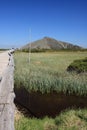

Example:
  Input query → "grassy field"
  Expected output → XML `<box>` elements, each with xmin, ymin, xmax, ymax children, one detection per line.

<box><xmin>14</xmin><ymin>51</ymin><xmax>87</xmax><ymax>96</ymax></box>
<box><xmin>14</xmin><ymin>51</ymin><xmax>87</xmax><ymax>130</ymax></box>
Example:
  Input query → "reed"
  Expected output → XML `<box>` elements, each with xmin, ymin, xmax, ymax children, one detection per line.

<box><xmin>14</xmin><ymin>51</ymin><xmax>87</xmax><ymax>96</ymax></box>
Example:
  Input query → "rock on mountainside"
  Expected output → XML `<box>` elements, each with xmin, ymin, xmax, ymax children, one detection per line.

<box><xmin>21</xmin><ymin>37</ymin><xmax>82</xmax><ymax>50</ymax></box>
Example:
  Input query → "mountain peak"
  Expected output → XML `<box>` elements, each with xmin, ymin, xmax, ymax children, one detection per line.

<box><xmin>21</xmin><ymin>37</ymin><xmax>82</xmax><ymax>50</ymax></box>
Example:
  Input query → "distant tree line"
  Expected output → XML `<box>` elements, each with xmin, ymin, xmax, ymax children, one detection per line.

<box><xmin>16</xmin><ymin>48</ymin><xmax>87</xmax><ymax>53</ymax></box>
<box><xmin>0</xmin><ymin>48</ymin><xmax>9</xmax><ymax>51</ymax></box>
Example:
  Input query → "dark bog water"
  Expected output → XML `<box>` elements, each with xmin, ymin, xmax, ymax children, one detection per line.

<box><xmin>14</xmin><ymin>87</ymin><xmax>87</xmax><ymax>117</ymax></box>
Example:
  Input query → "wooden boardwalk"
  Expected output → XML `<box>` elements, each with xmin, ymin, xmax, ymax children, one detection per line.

<box><xmin>0</xmin><ymin>51</ymin><xmax>9</xmax><ymax>75</ymax></box>
<box><xmin>0</xmin><ymin>51</ymin><xmax>15</xmax><ymax>130</ymax></box>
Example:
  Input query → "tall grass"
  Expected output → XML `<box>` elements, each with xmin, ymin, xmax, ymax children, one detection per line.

<box><xmin>14</xmin><ymin>51</ymin><xmax>87</xmax><ymax>96</ymax></box>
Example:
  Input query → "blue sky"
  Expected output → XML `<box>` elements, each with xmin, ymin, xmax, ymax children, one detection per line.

<box><xmin>0</xmin><ymin>0</ymin><xmax>87</xmax><ymax>48</ymax></box>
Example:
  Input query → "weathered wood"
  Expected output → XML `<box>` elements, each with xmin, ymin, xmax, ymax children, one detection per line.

<box><xmin>0</xmin><ymin>51</ymin><xmax>15</xmax><ymax>130</ymax></box>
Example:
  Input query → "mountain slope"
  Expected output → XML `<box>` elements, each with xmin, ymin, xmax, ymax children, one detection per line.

<box><xmin>21</xmin><ymin>37</ymin><xmax>82</xmax><ymax>50</ymax></box>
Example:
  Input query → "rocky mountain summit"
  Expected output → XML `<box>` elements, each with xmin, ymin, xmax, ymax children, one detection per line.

<box><xmin>22</xmin><ymin>37</ymin><xmax>82</xmax><ymax>50</ymax></box>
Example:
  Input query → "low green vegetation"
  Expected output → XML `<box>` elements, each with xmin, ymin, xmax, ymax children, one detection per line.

<box><xmin>0</xmin><ymin>48</ymin><xmax>9</xmax><ymax>51</ymax></box>
<box><xmin>18</xmin><ymin>48</ymin><xmax>87</xmax><ymax>53</ymax></box>
<box><xmin>67</xmin><ymin>57</ymin><xmax>87</xmax><ymax>73</ymax></box>
<box><xmin>14</xmin><ymin>51</ymin><xmax>87</xmax><ymax>96</ymax></box>
<box><xmin>15</xmin><ymin>108</ymin><xmax>87</xmax><ymax>130</ymax></box>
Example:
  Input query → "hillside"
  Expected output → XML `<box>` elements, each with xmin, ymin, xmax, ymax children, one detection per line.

<box><xmin>21</xmin><ymin>37</ymin><xmax>82</xmax><ymax>51</ymax></box>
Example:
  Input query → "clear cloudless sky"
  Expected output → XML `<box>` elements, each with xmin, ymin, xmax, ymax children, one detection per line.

<box><xmin>0</xmin><ymin>0</ymin><xmax>87</xmax><ymax>48</ymax></box>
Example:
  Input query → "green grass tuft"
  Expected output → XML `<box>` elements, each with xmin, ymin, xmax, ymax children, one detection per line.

<box><xmin>15</xmin><ymin>109</ymin><xmax>87</xmax><ymax>130</ymax></box>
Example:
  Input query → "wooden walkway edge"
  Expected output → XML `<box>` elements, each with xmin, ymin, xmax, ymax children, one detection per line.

<box><xmin>0</xmin><ymin>50</ymin><xmax>15</xmax><ymax>130</ymax></box>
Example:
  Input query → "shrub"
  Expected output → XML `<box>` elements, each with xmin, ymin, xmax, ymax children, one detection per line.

<box><xmin>67</xmin><ymin>57</ymin><xmax>87</xmax><ymax>73</ymax></box>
